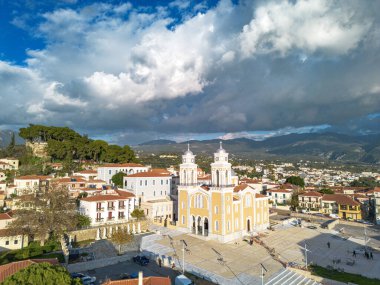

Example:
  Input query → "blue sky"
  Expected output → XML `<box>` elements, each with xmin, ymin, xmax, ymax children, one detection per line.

<box><xmin>0</xmin><ymin>0</ymin><xmax>379</xmax><ymax>145</ymax></box>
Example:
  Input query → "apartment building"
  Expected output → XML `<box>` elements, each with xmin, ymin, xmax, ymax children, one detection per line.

<box><xmin>298</xmin><ymin>191</ymin><xmax>322</xmax><ymax>210</ymax></box>
<box><xmin>97</xmin><ymin>163</ymin><xmax>149</xmax><ymax>184</ymax></box>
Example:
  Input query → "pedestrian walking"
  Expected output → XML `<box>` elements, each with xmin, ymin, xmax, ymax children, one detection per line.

<box><xmin>327</xmin><ymin>242</ymin><xmax>330</xmax><ymax>249</ymax></box>
<box><xmin>370</xmin><ymin>252</ymin><xmax>373</xmax><ymax>260</ymax></box>
<box><xmin>365</xmin><ymin>252</ymin><xmax>369</xmax><ymax>259</ymax></box>
<box><xmin>353</xmin><ymin>250</ymin><xmax>356</xmax><ymax>257</ymax></box>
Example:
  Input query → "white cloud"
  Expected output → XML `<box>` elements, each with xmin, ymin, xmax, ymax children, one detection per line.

<box><xmin>240</xmin><ymin>0</ymin><xmax>372</xmax><ymax>57</ymax></box>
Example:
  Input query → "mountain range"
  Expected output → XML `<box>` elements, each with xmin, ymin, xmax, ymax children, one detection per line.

<box><xmin>135</xmin><ymin>133</ymin><xmax>380</xmax><ymax>164</ymax></box>
<box><xmin>0</xmin><ymin>130</ymin><xmax>24</xmax><ymax>148</ymax></box>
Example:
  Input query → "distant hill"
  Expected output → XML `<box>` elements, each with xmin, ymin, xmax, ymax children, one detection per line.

<box><xmin>135</xmin><ymin>133</ymin><xmax>380</xmax><ymax>164</ymax></box>
<box><xmin>139</xmin><ymin>139</ymin><xmax>177</xmax><ymax>146</ymax></box>
<box><xmin>0</xmin><ymin>130</ymin><xmax>24</xmax><ymax>148</ymax></box>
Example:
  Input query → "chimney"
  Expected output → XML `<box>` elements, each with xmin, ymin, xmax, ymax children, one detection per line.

<box><xmin>138</xmin><ymin>271</ymin><xmax>143</xmax><ymax>285</ymax></box>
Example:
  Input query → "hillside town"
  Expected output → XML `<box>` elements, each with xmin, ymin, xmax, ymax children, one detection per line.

<box><xmin>0</xmin><ymin>132</ymin><xmax>380</xmax><ymax>284</ymax></box>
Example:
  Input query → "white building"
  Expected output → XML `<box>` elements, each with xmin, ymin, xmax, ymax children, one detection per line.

<box><xmin>13</xmin><ymin>175</ymin><xmax>51</xmax><ymax>195</ymax></box>
<box><xmin>0</xmin><ymin>172</ymin><xmax>5</xmax><ymax>181</ymax></box>
<box><xmin>266</xmin><ymin>188</ymin><xmax>292</xmax><ymax>205</ymax></box>
<box><xmin>79</xmin><ymin>189</ymin><xmax>136</xmax><ymax>226</ymax></box>
<box><xmin>0</xmin><ymin>158</ymin><xmax>19</xmax><ymax>170</ymax></box>
<box><xmin>97</xmin><ymin>163</ymin><xmax>149</xmax><ymax>184</ymax></box>
<box><xmin>73</xmin><ymin>170</ymin><xmax>98</xmax><ymax>181</ymax></box>
<box><xmin>123</xmin><ymin>171</ymin><xmax>172</xmax><ymax>204</ymax></box>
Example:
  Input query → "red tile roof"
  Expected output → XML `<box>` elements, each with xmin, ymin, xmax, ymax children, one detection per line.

<box><xmin>233</xmin><ymin>184</ymin><xmax>251</xmax><ymax>192</ymax></box>
<box><xmin>102</xmin><ymin>276</ymin><xmax>171</xmax><ymax>285</ymax></box>
<box><xmin>321</xmin><ymin>194</ymin><xmax>360</xmax><ymax>206</ymax></box>
<box><xmin>299</xmin><ymin>191</ymin><xmax>322</xmax><ymax>197</ymax></box>
<box><xmin>81</xmin><ymin>191</ymin><xmax>134</xmax><ymax>202</ymax></box>
<box><xmin>267</xmin><ymin>188</ymin><xmax>292</xmax><ymax>193</ymax></box>
<box><xmin>0</xmin><ymin>259</ymin><xmax>59</xmax><ymax>283</ymax></box>
<box><xmin>15</xmin><ymin>175</ymin><xmax>51</xmax><ymax>180</ymax></box>
<box><xmin>127</xmin><ymin>172</ymin><xmax>171</xmax><ymax>178</ymax></box>
<box><xmin>0</xmin><ymin>211</ymin><xmax>13</xmax><ymax>220</ymax></box>
<box><xmin>255</xmin><ymin>193</ymin><xmax>267</xmax><ymax>198</ymax></box>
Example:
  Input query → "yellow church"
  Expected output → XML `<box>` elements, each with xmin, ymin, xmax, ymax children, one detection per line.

<box><xmin>178</xmin><ymin>143</ymin><xmax>270</xmax><ymax>243</ymax></box>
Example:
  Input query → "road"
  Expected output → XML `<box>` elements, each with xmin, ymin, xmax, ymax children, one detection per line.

<box><xmin>85</xmin><ymin>259</ymin><xmax>180</xmax><ymax>285</ymax></box>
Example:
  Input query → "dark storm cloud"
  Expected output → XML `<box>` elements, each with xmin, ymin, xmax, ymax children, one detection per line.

<box><xmin>0</xmin><ymin>0</ymin><xmax>379</xmax><ymax>143</ymax></box>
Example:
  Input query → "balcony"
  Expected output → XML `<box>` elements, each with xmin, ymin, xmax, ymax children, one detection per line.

<box><xmin>179</xmin><ymin>183</ymin><xmax>199</xmax><ymax>187</ymax></box>
<box><xmin>96</xmin><ymin>207</ymin><xmax>105</xmax><ymax>212</ymax></box>
<box><xmin>118</xmin><ymin>216</ymin><xmax>126</xmax><ymax>220</ymax></box>
<box><xmin>119</xmin><ymin>205</ymin><xmax>126</xmax><ymax>210</ymax></box>
<box><xmin>107</xmin><ymin>206</ymin><xmax>115</xmax><ymax>210</ymax></box>
<box><xmin>107</xmin><ymin>217</ymin><xmax>115</xmax><ymax>221</ymax></box>
<box><xmin>95</xmin><ymin>218</ymin><xmax>104</xmax><ymax>222</ymax></box>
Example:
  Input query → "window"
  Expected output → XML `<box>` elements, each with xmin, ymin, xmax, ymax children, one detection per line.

<box><xmin>5</xmin><ymin>241</ymin><xmax>9</xmax><ymax>245</ymax></box>
<box><xmin>161</xmin><ymin>180</ymin><xmax>163</xmax><ymax>185</ymax></box>
<box><xmin>145</xmin><ymin>180</ymin><xmax>147</xmax><ymax>186</ymax></box>
<box><xmin>125</xmin><ymin>181</ymin><xmax>127</xmax><ymax>187</ymax></box>
<box><xmin>109</xmin><ymin>170</ymin><xmax>111</xmax><ymax>175</ymax></box>
<box><xmin>14</xmin><ymin>240</ymin><xmax>18</xmax><ymax>244</ymax></box>
<box><xmin>142</xmin><ymin>192</ymin><xmax>144</xmax><ymax>196</ymax></box>
<box><xmin>153</xmin><ymin>180</ymin><xmax>155</xmax><ymax>185</ymax></box>
<box><xmin>215</xmin><ymin>220</ymin><xmax>219</xmax><ymax>231</ymax></box>
<box><xmin>245</xmin><ymin>195</ymin><xmax>251</xmax><ymax>207</ymax></box>
<box><xmin>154</xmin><ymin>191</ymin><xmax>156</xmax><ymax>196</ymax></box>
<box><xmin>182</xmin><ymin>215</ymin><xmax>185</xmax><ymax>224</ymax></box>
<box><xmin>214</xmin><ymin>206</ymin><xmax>219</xmax><ymax>214</ymax></box>
<box><xmin>283</xmin><ymin>194</ymin><xmax>285</xmax><ymax>198</ymax></box>
<box><xmin>140</xmin><ymin>180</ymin><xmax>142</xmax><ymax>186</ymax></box>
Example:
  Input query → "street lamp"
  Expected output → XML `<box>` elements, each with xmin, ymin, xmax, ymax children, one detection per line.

<box><xmin>260</xmin><ymin>263</ymin><xmax>267</xmax><ymax>285</ymax></box>
<box><xmin>180</xmin><ymin>239</ymin><xmax>188</xmax><ymax>275</ymax></box>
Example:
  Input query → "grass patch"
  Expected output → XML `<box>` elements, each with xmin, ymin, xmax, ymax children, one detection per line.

<box><xmin>0</xmin><ymin>240</ymin><xmax>62</xmax><ymax>265</ymax></box>
<box><xmin>310</xmin><ymin>264</ymin><xmax>380</xmax><ymax>285</ymax></box>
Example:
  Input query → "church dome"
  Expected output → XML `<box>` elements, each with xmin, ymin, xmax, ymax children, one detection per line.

<box><xmin>184</xmin><ymin>143</ymin><xmax>193</xmax><ymax>156</ymax></box>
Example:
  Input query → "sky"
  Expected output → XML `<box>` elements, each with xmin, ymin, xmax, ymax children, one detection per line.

<box><xmin>0</xmin><ymin>0</ymin><xmax>379</xmax><ymax>145</ymax></box>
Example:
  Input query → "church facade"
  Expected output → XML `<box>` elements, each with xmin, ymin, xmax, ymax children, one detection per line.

<box><xmin>177</xmin><ymin>143</ymin><xmax>270</xmax><ymax>243</ymax></box>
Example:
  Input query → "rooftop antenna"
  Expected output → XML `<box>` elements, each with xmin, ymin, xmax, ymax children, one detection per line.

<box><xmin>187</xmin><ymin>143</ymin><xmax>190</xmax><ymax>152</ymax></box>
<box><xmin>220</xmin><ymin>141</ymin><xmax>223</xmax><ymax>149</ymax></box>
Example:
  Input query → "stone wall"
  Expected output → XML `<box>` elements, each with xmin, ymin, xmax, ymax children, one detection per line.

<box><xmin>25</xmin><ymin>141</ymin><xmax>48</xmax><ymax>158</ymax></box>
<box><xmin>69</xmin><ymin>220</ymin><xmax>150</xmax><ymax>243</ymax></box>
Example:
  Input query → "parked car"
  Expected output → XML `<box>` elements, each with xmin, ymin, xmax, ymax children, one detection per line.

<box><xmin>307</xmin><ymin>225</ymin><xmax>317</xmax><ymax>230</ymax></box>
<box><xmin>329</xmin><ymin>214</ymin><xmax>339</xmax><ymax>219</ymax></box>
<box><xmin>70</xmin><ymin>273</ymin><xmax>96</xmax><ymax>285</ymax></box>
<box><xmin>132</xmin><ymin>255</ymin><xmax>150</xmax><ymax>266</ymax></box>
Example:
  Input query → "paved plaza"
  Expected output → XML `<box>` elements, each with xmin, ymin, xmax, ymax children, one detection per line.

<box><xmin>140</xmin><ymin>224</ymin><xmax>380</xmax><ymax>284</ymax></box>
<box><xmin>261</xmin><ymin>225</ymin><xmax>380</xmax><ymax>279</ymax></box>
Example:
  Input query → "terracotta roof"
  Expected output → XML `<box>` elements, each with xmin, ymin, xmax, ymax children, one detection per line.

<box><xmin>100</xmin><ymin>163</ymin><xmax>145</xmax><ymax>168</ymax></box>
<box><xmin>150</xmin><ymin>169</ymin><xmax>171</xmax><ymax>175</ymax></box>
<box><xmin>127</xmin><ymin>172</ymin><xmax>171</xmax><ymax>178</ymax></box>
<box><xmin>81</xmin><ymin>192</ymin><xmax>134</xmax><ymax>202</ymax></box>
<box><xmin>55</xmin><ymin>177</ymin><xmax>87</xmax><ymax>183</ymax></box>
<box><xmin>15</xmin><ymin>175</ymin><xmax>51</xmax><ymax>180</ymax></box>
<box><xmin>200</xmin><ymin>185</ymin><xmax>210</xmax><ymax>191</ymax></box>
<box><xmin>299</xmin><ymin>191</ymin><xmax>322</xmax><ymax>197</ymax></box>
<box><xmin>255</xmin><ymin>193</ymin><xmax>267</xmax><ymax>198</ymax></box>
<box><xmin>0</xmin><ymin>259</ymin><xmax>59</xmax><ymax>283</ymax></box>
<box><xmin>102</xmin><ymin>276</ymin><xmax>171</xmax><ymax>285</ymax></box>
<box><xmin>198</xmin><ymin>174</ymin><xmax>211</xmax><ymax>180</ymax></box>
<box><xmin>233</xmin><ymin>184</ymin><xmax>251</xmax><ymax>192</ymax></box>
<box><xmin>0</xmin><ymin>211</ymin><xmax>13</xmax><ymax>220</ymax></box>
<box><xmin>267</xmin><ymin>188</ymin><xmax>292</xmax><ymax>193</ymax></box>
<box><xmin>240</xmin><ymin>178</ymin><xmax>261</xmax><ymax>184</ymax></box>
<box><xmin>321</xmin><ymin>194</ymin><xmax>360</xmax><ymax>206</ymax></box>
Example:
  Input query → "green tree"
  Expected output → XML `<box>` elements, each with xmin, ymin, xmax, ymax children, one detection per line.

<box><xmin>319</xmin><ymin>188</ymin><xmax>334</xmax><ymax>194</ymax></box>
<box><xmin>2</xmin><ymin>262</ymin><xmax>81</xmax><ymax>285</ymax></box>
<box><xmin>289</xmin><ymin>193</ymin><xmax>300</xmax><ymax>211</ymax></box>
<box><xmin>110</xmin><ymin>228</ymin><xmax>134</xmax><ymax>254</ymax></box>
<box><xmin>111</xmin><ymin>172</ymin><xmax>126</xmax><ymax>187</ymax></box>
<box><xmin>130</xmin><ymin>208</ymin><xmax>146</xmax><ymax>221</ymax></box>
<box><xmin>76</xmin><ymin>214</ymin><xmax>91</xmax><ymax>229</ymax></box>
<box><xmin>285</xmin><ymin>176</ymin><xmax>305</xmax><ymax>188</ymax></box>
<box><xmin>6</xmin><ymin>132</ymin><xmax>16</xmax><ymax>156</ymax></box>
<box><xmin>7</xmin><ymin>183</ymin><xmax>78</xmax><ymax>245</ymax></box>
